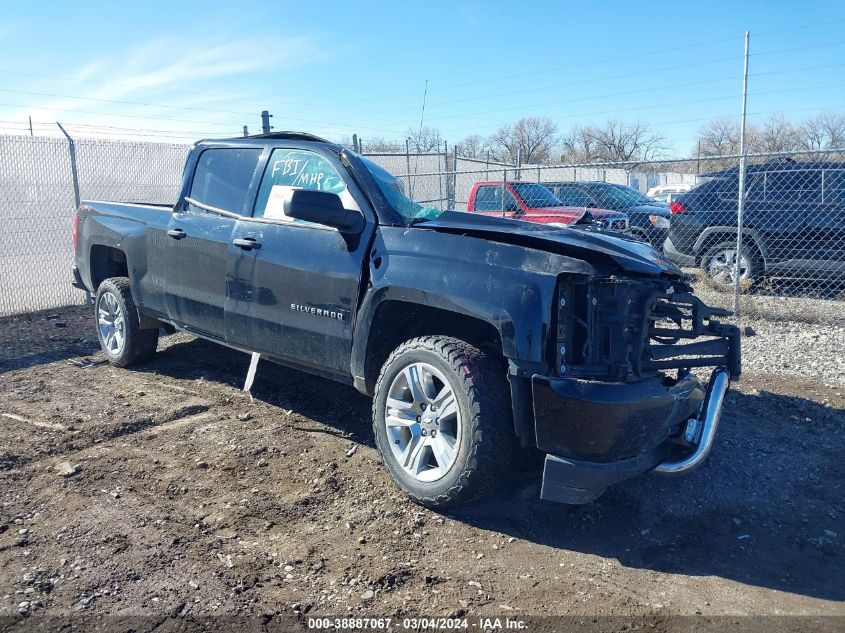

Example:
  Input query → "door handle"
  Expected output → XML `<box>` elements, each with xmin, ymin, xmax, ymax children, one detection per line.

<box><xmin>167</xmin><ymin>228</ymin><xmax>186</xmax><ymax>240</ymax></box>
<box><xmin>233</xmin><ymin>237</ymin><xmax>262</xmax><ymax>251</ymax></box>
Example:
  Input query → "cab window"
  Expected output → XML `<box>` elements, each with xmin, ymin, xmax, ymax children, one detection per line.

<box><xmin>474</xmin><ymin>185</ymin><xmax>517</xmax><ymax>212</ymax></box>
<box><xmin>189</xmin><ymin>148</ymin><xmax>262</xmax><ymax>214</ymax></box>
<box><xmin>254</xmin><ymin>149</ymin><xmax>348</xmax><ymax>221</ymax></box>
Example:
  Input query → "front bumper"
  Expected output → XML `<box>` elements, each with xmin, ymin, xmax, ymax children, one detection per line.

<box><xmin>533</xmin><ymin>367</ymin><xmax>729</xmax><ymax>504</ymax></box>
<box><xmin>663</xmin><ymin>236</ymin><xmax>696</xmax><ymax>267</ymax></box>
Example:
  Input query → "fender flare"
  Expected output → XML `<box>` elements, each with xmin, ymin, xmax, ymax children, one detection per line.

<box><xmin>693</xmin><ymin>226</ymin><xmax>768</xmax><ymax>265</ymax></box>
<box><xmin>350</xmin><ymin>283</ymin><xmax>544</xmax><ymax>392</ymax></box>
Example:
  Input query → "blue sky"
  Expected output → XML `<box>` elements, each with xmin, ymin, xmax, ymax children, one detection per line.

<box><xmin>0</xmin><ymin>0</ymin><xmax>843</xmax><ymax>155</ymax></box>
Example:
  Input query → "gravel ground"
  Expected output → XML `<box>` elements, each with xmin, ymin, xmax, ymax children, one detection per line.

<box><xmin>735</xmin><ymin>320</ymin><xmax>845</xmax><ymax>386</ymax></box>
<box><xmin>0</xmin><ymin>305</ymin><xmax>843</xmax><ymax>631</ymax></box>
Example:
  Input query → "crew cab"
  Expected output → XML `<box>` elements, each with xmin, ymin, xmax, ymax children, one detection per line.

<box><xmin>466</xmin><ymin>181</ymin><xmax>629</xmax><ymax>232</ymax></box>
<box><xmin>72</xmin><ymin>133</ymin><xmax>741</xmax><ymax>507</ymax></box>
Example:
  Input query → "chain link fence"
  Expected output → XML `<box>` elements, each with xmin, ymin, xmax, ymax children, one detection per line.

<box><xmin>401</xmin><ymin>148</ymin><xmax>845</xmax><ymax>323</ymax></box>
<box><xmin>0</xmin><ymin>134</ymin><xmax>190</xmax><ymax>316</ymax></box>
<box><xmin>1</xmin><ymin>133</ymin><xmax>843</xmax><ymax>324</ymax></box>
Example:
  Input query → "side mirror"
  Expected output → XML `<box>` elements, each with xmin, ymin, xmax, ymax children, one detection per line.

<box><xmin>286</xmin><ymin>189</ymin><xmax>364</xmax><ymax>233</ymax></box>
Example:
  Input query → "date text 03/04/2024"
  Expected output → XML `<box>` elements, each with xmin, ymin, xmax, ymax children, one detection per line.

<box><xmin>306</xmin><ymin>616</ymin><xmax>529</xmax><ymax>630</ymax></box>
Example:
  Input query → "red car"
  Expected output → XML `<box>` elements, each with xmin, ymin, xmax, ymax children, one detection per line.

<box><xmin>467</xmin><ymin>181</ymin><xmax>629</xmax><ymax>231</ymax></box>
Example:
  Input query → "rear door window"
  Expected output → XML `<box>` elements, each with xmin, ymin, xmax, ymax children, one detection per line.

<box><xmin>744</xmin><ymin>173</ymin><xmax>765</xmax><ymax>202</ymax></box>
<box><xmin>764</xmin><ymin>169</ymin><xmax>820</xmax><ymax>204</ymax></box>
<box><xmin>823</xmin><ymin>170</ymin><xmax>845</xmax><ymax>205</ymax></box>
<box><xmin>189</xmin><ymin>148</ymin><xmax>262</xmax><ymax>214</ymax></box>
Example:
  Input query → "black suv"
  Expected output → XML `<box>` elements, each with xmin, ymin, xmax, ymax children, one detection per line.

<box><xmin>664</xmin><ymin>161</ymin><xmax>845</xmax><ymax>287</ymax></box>
<box><xmin>544</xmin><ymin>181</ymin><xmax>671</xmax><ymax>247</ymax></box>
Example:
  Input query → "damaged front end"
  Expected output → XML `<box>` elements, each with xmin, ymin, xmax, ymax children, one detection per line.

<box><xmin>532</xmin><ymin>274</ymin><xmax>741</xmax><ymax>504</ymax></box>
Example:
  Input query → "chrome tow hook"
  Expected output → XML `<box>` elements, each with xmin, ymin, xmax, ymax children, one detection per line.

<box><xmin>654</xmin><ymin>367</ymin><xmax>731</xmax><ymax>475</ymax></box>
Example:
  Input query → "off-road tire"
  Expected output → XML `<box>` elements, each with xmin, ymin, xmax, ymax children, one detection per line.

<box><xmin>95</xmin><ymin>277</ymin><xmax>159</xmax><ymax>367</ymax></box>
<box><xmin>372</xmin><ymin>336</ymin><xmax>515</xmax><ymax>507</ymax></box>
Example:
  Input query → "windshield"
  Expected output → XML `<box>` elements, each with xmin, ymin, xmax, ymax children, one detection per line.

<box><xmin>511</xmin><ymin>182</ymin><xmax>562</xmax><ymax>208</ymax></box>
<box><xmin>360</xmin><ymin>156</ymin><xmax>443</xmax><ymax>222</ymax></box>
<box><xmin>615</xmin><ymin>185</ymin><xmax>655</xmax><ymax>204</ymax></box>
<box><xmin>584</xmin><ymin>185</ymin><xmax>642</xmax><ymax>209</ymax></box>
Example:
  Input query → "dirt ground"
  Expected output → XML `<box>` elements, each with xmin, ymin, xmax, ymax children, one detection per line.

<box><xmin>0</xmin><ymin>306</ymin><xmax>843</xmax><ymax>631</ymax></box>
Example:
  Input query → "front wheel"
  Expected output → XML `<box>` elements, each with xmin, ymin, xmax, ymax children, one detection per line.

<box><xmin>95</xmin><ymin>277</ymin><xmax>159</xmax><ymax>367</ymax></box>
<box><xmin>372</xmin><ymin>336</ymin><xmax>515</xmax><ymax>507</ymax></box>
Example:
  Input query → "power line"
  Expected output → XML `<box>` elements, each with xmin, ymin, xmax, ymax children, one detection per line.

<box><xmin>751</xmin><ymin>39</ymin><xmax>845</xmax><ymax>57</ymax></box>
<box><xmin>755</xmin><ymin>17</ymin><xmax>845</xmax><ymax>37</ymax></box>
<box><xmin>356</xmin><ymin>35</ymin><xmax>745</xmax><ymax>105</ymax></box>
<box><xmin>417</xmin><ymin>56</ymin><xmax>739</xmax><ymax>111</ymax></box>
<box><xmin>0</xmin><ymin>88</ymin><xmax>257</xmax><ymax>117</ymax></box>
<box><xmin>435</xmin><ymin>81</ymin><xmax>845</xmax><ymax>137</ymax></box>
<box><xmin>0</xmin><ymin>101</ymin><xmax>408</xmax><ymax>136</ymax></box>
<box><xmin>428</xmin><ymin>65</ymin><xmax>845</xmax><ymax>131</ymax></box>
<box><xmin>404</xmin><ymin>74</ymin><xmax>740</xmax><ymax>128</ymax></box>
<box><xmin>369</xmin><ymin>37</ymin><xmax>845</xmax><ymax>130</ymax></box>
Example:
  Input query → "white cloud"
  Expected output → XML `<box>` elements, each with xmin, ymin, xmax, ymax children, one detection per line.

<box><xmin>0</xmin><ymin>34</ymin><xmax>326</xmax><ymax>140</ymax></box>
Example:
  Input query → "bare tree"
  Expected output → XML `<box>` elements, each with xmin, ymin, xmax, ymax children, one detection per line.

<box><xmin>456</xmin><ymin>134</ymin><xmax>490</xmax><ymax>159</ymax></box>
<box><xmin>488</xmin><ymin>116</ymin><xmax>558</xmax><ymax>164</ymax></box>
<box><xmin>695</xmin><ymin>116</ymin><xmax>764</xmax><ymax>159</ymax></box>
<box><xmin>758</xmin><ymin>113</ymin><xmax>799</xmax><ymax>153</ymax></box>
<box><xmin>406</xmin><ymin>126</ymin><xmax>442</xmax><ymax>153</ymax></box>
<box><xmin>589</xmin><ymin>120</ymin><xmax>666</xmax><ymax>163</ymax></box>
<box><xmin>696</xmin><ymin>117</ymin><xmax>743</xmax><ymax>157</ymax></box>
<box><xmin>362</xmin><ymin>138</ymin><xmax>403</xmax><ymax>153</ymax></box>
<box><xmin>561</xmin><ymin>120</ymin><xmax>665</xmax><ymax>164</ymax></box>
<box><xmin>798</xmin><ymin>112</ymin><xmax>845</xmax><ymax>151</ymax></box>
<box><xmin>560</xmin><ymin>124</ymin><xmax>600</xmax><ymax>163</ymax></box>
<box><xmin>695</xmin><ymin>112</ymin><xmax>845</xmax><ymax>163</ymax></box>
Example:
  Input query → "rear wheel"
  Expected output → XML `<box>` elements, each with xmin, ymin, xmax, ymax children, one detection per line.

<box><xmin>701</xmin><ymin>241</ymin><xmax>762</xmax><ymax>291</ymax></box>
<box><xmin>372</xmin><ymin>336</ymin><xmax>515</xmax><ymax>507</ymax></box>
<box><xmin>95</xmin><ymin>277</ymin><xmax>158</xmax><ymax>367</ymax></box>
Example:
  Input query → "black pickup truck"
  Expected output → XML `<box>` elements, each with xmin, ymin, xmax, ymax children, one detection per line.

<box><xmin>72</xmin><ymin>132</ymin><xmax>741</xmax><ymax>507</ymax></box>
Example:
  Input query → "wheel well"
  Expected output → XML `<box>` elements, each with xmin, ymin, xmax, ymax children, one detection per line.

<box><xmin>90</xmin><ymin>245</ymin><xmax>128</xmax><ymax>290</ymax></box>
<box><xmin>696</xmin><ymin>232</ymin><xmax>763</xmax><ymax>267</ymax></box>
<box><xmin>363</xmin><ymin>301</ymin><xmax>503</xmax><ymax>395</ymax></box>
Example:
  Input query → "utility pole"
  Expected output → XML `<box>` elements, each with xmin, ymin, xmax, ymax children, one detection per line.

<box><xmin>352</xmin><ymin>133</ymin><xmax>359</xmax><ymax>153</ymax></box>
<box><xmin>733</xmin><ymin>30</ymin><xmax>750</xmax><ymax>315</ymax></box>
<box><xmin>261</xmin><ymin>110</ymin><xmax>273</xmax><ymax>135</ymax></box>
<box><xmin>28</xmin><ymin>116</ymin><xmax>33</xmax><ymax>137</ymax></box>
<box><xmin>243</xmin><ymin>125</ymin><xmax>249</xmax><ymax>137</ymax></box>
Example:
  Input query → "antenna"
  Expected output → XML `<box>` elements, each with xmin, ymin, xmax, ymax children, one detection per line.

<box><xmin>418</xmin><ymin>79</ymin><xmax>428</xmax><ymax>142</ymax></box>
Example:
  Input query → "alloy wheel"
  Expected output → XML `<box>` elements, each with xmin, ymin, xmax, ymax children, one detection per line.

<box><xmin>97</xmin><ymin>291</ymin><xmax>126</xmax><ymax>355</ymax></box>
<box><xmin>707</xmin><ymin>249</ymin><xmax>750</xmax><ymax>286</ymax></box>
<box><xmin>384</xmin><ymin>362</ymin><xmax>461</xmax><ymax>483</ymax></box>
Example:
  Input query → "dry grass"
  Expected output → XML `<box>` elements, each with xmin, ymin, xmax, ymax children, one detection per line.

<box><xmin>685</xmin><ymin>268</ymin><xmax>845</xmax><ymax>326</ymax></box>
